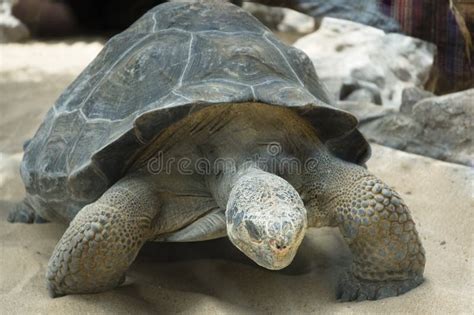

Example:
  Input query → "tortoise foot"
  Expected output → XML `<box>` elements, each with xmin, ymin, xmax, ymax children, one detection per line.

<box><xmin>336</xmin><ymin>272</ymin><xmax>424</xmax><ymax>301</ymax></box>
<box><xmin>8</xmin><ymin>201</ymin><xmax>47</xmax><ymax>223</ymax></box>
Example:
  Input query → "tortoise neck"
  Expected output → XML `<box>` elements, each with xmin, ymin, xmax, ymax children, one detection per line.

<box><xmin>206</xmin><ymin>160</ymin><xmax>262</xmax><ymax>210</ymax></box>
<box><xmin>296</xmin><ymin>152</ymin><xmax>370</xmax><ymax>227</ymax></box>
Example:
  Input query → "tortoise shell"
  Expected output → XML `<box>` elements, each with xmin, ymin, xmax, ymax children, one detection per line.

<box><xmin>21</xmin><ymin>2</ymin><xmax>369</xmax><ymax>222</ymax></box>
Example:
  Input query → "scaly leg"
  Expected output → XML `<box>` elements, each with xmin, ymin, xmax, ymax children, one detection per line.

<box><xmin>335</xmin><ymin>175</ymin><xmax>425</xmax><ymax>300</ymax></box>
<box><xmin>303</xmin><ymin>157</ymin><xmax>425</xmax><ymax>301</ymax></box>
<box><xmin>46</xmin><ymin>175</ymin><xmax>160</xmax><ymax>297</ymax></box>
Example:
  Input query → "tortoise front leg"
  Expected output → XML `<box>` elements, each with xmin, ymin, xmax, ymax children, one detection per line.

<box><xmin>46</xmin><ymin>175</ymin><xmax>160</xmax><ymax>297</ymax></box>
<box><xmin>331</xmin><ymin>163</ymin><xmax>425</xmax><ymax>300</ymax></box>
<box><xmin>302</xmin><ymin>157</ymin><xmax>425</xmax><ymax>301</ymax></box>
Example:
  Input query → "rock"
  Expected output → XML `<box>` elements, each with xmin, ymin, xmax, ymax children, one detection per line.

<box><xmin>400</xmin><ymin>86</ymin><xmax>435</xmax><ymax>115</ymax></box>
<box><xmin>269</xmin><ymin>0</ymin><xmax>400</xmax><ymax>33</ymax></box>
<box><xmin>0</xmin><ymin>0</ymin><xmax>29</xmax><ymax>43</ymax></box>
<box><xmin>359</xmin><ymin>89</ymin><xmax>474</xmax><ymax>166</ymax></box>
<box><xmin>344</xmin><ymin>89</ymin><xmax>376</xmax><ymax>103</ymax></box>
<box><xmin>340</xmin><ymin>79</ymin><xmax>382</xmax><ymax>105</ymax></box>
<box><xmin>336</xmin><ymin>101</ymin><xmax>394</xmax><ymax>124</ymax></box>
<box><xmin>243</xmin><ymin>4</ymin><xmax>315</xmax><ymax>34</ymax></box>
<box><xmin>293</xmin><ymin>18</ymin><xmax>435</xmax><ymax>108</ymax></box>
<box><xmin>350</xmin><ymin>66</ymin><xmax>386</xmax><ymax>89</ymax></box>
<box><xmin>278</xmin><ymin>8</ymin><xmax>315</xmax><ymax>33</ymax></box>
<box><xmin>242</xmin><ymin>2</ymin><xmax>285</xmax><ymax>30</ymax></box>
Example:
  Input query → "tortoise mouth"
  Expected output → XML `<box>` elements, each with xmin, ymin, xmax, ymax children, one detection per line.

<box><xmin>238</xmin><ymin>239</ymin><xmax>300</xmax><ymax>270</ymax></box>
<box><xmin>228</xmin><ymin>220</ymin><xmax>306</xmax><ymax>270</ymax></box>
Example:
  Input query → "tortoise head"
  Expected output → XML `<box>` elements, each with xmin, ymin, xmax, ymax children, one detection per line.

<box><xmin>226</xmin><ymin>167</ymin><xmax>307</xmax><ymax>270</ymax></box>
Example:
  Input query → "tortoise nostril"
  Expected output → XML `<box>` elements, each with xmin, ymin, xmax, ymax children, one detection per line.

<box><xmin>276</xmin><ymin>244</ymin><xmax>286</xmax><ymax>250</ymax></box>
<box><xmin>270</xmin><ymin>239</ymin><xmax>288</xmax><ymax>251</ymax></box>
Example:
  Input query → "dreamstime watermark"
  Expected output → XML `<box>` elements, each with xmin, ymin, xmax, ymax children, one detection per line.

<box><xmin>147</xmin><ymin>142</ymin><xmax>319</xmax><ymax>175</ymax></box>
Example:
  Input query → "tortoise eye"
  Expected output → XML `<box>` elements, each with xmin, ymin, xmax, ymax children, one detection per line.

<box><xmin>245</xmin><ymin>220</ymin><xmax>261</xmax><ymax>241</ymax></box>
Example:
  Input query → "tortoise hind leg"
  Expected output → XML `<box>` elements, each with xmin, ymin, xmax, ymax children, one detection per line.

<box><xmin>8</xmin><ymin>199</ymin><xmax>48</xmax><ymax>223</ymax></box>
<box><xmin>46</xmin><ymin>175</ymin><xmax>160</xmax><ymax>297</ymax></box>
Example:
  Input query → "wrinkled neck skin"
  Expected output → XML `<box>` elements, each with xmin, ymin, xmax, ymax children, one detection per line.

<box><xmin>292</xmin><ymin>148</ymin><xmax>371</xmax><ymax>228</ymax></box>
<box><xmin>207</xmin><ymin>160</ymin><xmax>266</xmax><ymax>209</ymax></box>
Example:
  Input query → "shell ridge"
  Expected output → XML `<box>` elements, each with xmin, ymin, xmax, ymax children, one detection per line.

<box><xmin>200</xmin><ymin>78</ymin><xmax>250</xmax><ymax>88</ymax></box>
<box><xmin>64</xmin><ymin>113</ymin><xmax>88</xmax><ymax>174</ymax></box>
<box><xmin>177</xmin><ymin>33</ymin><xmax>195</xmax><ymax>87</ymax></box>
<box><xmin>197</xmin><ymin>30</ymin><xmax>261</xmax><ymax>36</ymax></box>
<box><xmin>171</xmin><ymin>90</ymin><xmax>192</xmax><ymax>102</ymax></box>
<box><xmin>32</xmin><ymin>109</ymin><xmax>60</xmax><ymax>175</ymax></box>
<box><xmin>152</xmin><ymin>11</ymin><xmax>158</xmax><ymax>32</ymax></box>
<box><xmin>263</xmin><ymin>32</ymin><xmax>305</xmax><ymax>87</ymax></box>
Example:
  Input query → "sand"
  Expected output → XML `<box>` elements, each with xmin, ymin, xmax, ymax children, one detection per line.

<box><xmin>1</xmin><ymin>40</ymin><xmax>473</xmax><ymax>314</ymax></box>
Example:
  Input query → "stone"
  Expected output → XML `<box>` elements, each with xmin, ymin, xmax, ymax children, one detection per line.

<box><xmin>335</xmin><ymin>101</ymin><xmax>394</xmax><ymax>124</ymax></box>
<box><xmin>344</xmin><ymin>89</ymin><xmax>376</xmax><ymax>103</ymax></box>
<box><xmin>242</xmin><ymin>2</ymin><xmax>284</xmax><ymax>30</ymax></box>
<box><xmin>293</xmin><ymin>18</ymin><xmax>435</xmax><ymax>108</ymax></box>
<box><xmin>359</xmin><ymin>89</ymin><xmax>474</xmax><ymax>166</ymax></box>
<box><xmin>275</xmin><ymin>0</ymin><xmax>400</xmax><ymax>33</ymax></box>
<box><xmin>340</xmin><ymin>78</ymin><xmax>382</xmax><ymax>105</ymax></box>
<box><xmin>400</xmin><ymin>86</ymin><xmax>435</xmax><ymax>115</ymax></box>
<box><xmin>278</xmin><ymin>8</ymin><xmax>315</xmax><ymax>33</ymax></box>
<box><xmin>351</xmin><ymin>66</ymin><xmax>386</xmax><ymax>89</ymax></box>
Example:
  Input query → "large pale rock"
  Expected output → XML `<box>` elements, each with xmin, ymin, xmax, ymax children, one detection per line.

<box><xmin>249</xmin><ymin>0</ymin><xmax>400</xmax><ymax>32</ymax></box>
<box><xmin>0</xmin><ymin>0</ymin><xmax>29</xmax><ymax>42</ymax></box>
<box><xmin>242</xmin><ymin>2</ymin><xmax>285</xmax><ymax>30</ymax></box>
<box><xmin>278</xmin><ymin>8</ymin><xmax>315</xmax><ymax>33</ymax></box>
<box><xmin>336</xmin><ymin>100</ymin><xmax>394</xmax><ymax>123</ymax></box>
<box><xmin>339</xmin><ymin>78</ymin><xmax>382</xmax><ymax>105</ymax></box>
<box><xmin>293</xmin><ymin>17</ymin><xmax>435</xmax><ymax>108</ymax></box>
<box><xmin>400</xmin><ymin>86</ymin><xmax>435</xmax><ymax>115</ymax></box>
<box><xmin>359</xmin><ymin>89</ymin><xmax>474</xmax><ymax>166</ymax></box>
<box><xmin>243</xmin><ymin>4</ymin><xmax>315</xmax><ymax>34</ymax></box>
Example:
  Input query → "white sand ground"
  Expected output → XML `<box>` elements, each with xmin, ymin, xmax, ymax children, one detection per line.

<box><xmin>0</xmin><ymin>41</ymin><xmax>473</xmax><ymax>314</ymax></box>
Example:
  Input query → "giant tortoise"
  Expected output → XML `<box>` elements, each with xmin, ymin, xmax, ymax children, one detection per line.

<box><xmin>9</xmin><ymin>1</ymin><xmax>425</xmax><ymax>301</ymax></box>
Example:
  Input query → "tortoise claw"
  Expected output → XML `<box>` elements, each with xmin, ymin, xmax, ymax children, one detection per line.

<box><xmin>337</xmin><ymin>272</ymin><xmax>424</xmax><ymax>302</ymax></box>
<box><xmin>8</xmin><ymin>201</ymin><xmax>47</xmax><ymax>223</ymax></box>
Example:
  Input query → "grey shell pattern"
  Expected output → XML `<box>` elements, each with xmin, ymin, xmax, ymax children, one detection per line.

<box><xmin>21</xmin><ymin>2</ymin><xmax>370</xmax><ymax>222</ymax></box>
